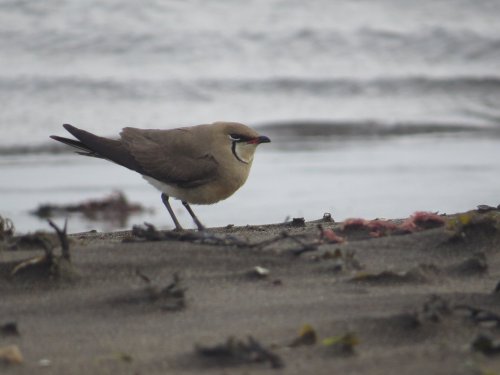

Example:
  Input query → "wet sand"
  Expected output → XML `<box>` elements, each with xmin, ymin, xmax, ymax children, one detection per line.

<box><xmin>1</xmin><ymin>207</ymin><xmax>500</xmax><ymax>374</ymax></box>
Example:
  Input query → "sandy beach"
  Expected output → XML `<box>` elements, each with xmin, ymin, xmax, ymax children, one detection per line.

<box><xmin>1</xmin><ymin>207</ymin><xmax>500</xmax><ymax>374</ymax></box>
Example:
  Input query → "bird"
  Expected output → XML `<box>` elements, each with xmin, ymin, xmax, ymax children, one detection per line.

<box><xmin>50</xmin><ymin>122</ymin><xmax>271</xmax><ymax>231</ymax></box>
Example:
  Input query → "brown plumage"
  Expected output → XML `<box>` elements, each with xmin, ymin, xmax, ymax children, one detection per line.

<box><xmin>50</xmin><ymin>121</ymin><xmax>271</xmax><ymax>230</ymax></box>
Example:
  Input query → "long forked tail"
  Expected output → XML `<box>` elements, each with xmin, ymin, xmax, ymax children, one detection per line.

<box><xmin>50</xmin><ymin>133</ymin><xmax>101</xmax><ymax>158</ymax></box>
<box><xmin>50</xmin><ymin>124</ymin><xmax>143</xmax><ymax>173</ymax></box>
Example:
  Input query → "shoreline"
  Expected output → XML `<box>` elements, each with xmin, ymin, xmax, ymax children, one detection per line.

<box><xmin>3</xmin><ymin>131</ymin><xmax>500</xmax><ymax>235</ymax></box>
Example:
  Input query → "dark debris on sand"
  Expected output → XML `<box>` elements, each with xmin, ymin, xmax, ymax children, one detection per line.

<box><xmin>195</xmin><ymin>336</ymin><xmax>283</xmax><ymax>369</ymax></box>
<box><xmin>0</xmin><ymin>322</ymin><xmax>19</xmax><ymax>337</ymax></box>
<box><xmin>109</xmin><ymin>270</ymin><xmax>187</xmax><ymax>312</ymax></box>
<box><xmin>7</xmin><ymin>220</ymin><xmax>76</xmax><ymax>282</ymax></box>
<box><xmin>31</xmin><ymin>191</ymin><xmax>149</xmax><ymax>228</ymax></box>
<box><xmin>129</xmin><ymin>221</ymin><xmax>323</xmax><ymax>255</ymax></box>
<box><xmin>0</xmin><ymin>215</ymin><xmax>15</xmax><ymax>241</ymax></box>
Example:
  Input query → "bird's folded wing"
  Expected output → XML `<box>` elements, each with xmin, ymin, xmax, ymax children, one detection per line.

<box><xmin>120</xmin><ymin>127</ymin><xmax>219</xmax><ymax>188</ymax></box>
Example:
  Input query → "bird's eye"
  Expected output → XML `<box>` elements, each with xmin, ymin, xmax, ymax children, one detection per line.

<box><xmin>229</xmin><ymin>134</ymin><xmax>241</xmax><ymax>141</ymax></box>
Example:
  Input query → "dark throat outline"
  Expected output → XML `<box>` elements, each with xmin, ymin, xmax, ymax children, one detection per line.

<box><xmin>231</xmin><ymin>141</ymin><xmax>249</xmax><ymax>164</ymax></box>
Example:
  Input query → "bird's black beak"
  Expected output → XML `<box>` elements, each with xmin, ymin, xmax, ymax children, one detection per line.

<box><xmin>254</xmin><ymin>135</ymin><xmax>271</xmax><ymax>144</ymax></box>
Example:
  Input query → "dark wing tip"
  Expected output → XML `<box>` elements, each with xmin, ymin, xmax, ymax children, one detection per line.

<box><xmin>49</xmin><ymin>134</ymin><xmax>98</xmax><ymax>156</ymax></box>
<box><xmin>50</xmin><ymin>135</ymin><xmax>67</xmax><ymax>142</ymax></box>
<box><xmin>51</xmin><ymin>125</ymin><xmax>76</xmax><ymax>141</ymax></box>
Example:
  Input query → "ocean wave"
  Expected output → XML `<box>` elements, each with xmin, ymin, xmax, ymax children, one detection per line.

<box><xmin>200</xmin><ymin>75</ymin><xmax>500</xmax><ymax>97</ymax></box>
<box><xmin>0</xmin><ymin>76</ymin><xmax>211</xmax><ymax>101</ymax></box>
<box><xmin>1</xmin><ymin>120</ymin><xmax>497</xmax><ymax>156</ymax></box>
<box><xmin>0</xmin><ymin>143</ymin><xmax>67</xmax><ymax>156</ymax></box>
<box><xmin>258</xmin><ymin>120</ymin><xmax>500</xmax><ymax>138</ymax></box>
<box><xmin>1</xmin><ymin>74</ymin><xmax>500</xmax><ymax>100</ymax></box>
<box><xmin>1</xmin><ymin>23</ymin><xmax>499</xmax><ymax>65</ymax></box>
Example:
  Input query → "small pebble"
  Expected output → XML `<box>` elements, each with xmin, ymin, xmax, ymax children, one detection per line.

<box><xmin>247</xmin><ymin>266</ymin><xmax>270</xmax><ymax>279</ymax></box>
<box><xmin>38</xmin><ymin>358</ymin><xmax>52</xmax><ymax>367</ymax></box>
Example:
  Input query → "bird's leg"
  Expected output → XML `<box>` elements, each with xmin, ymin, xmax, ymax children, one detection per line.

<box><xmin>182</xmin><ymin>201</ymin><xmax>206</xmax><ymax>231</ymax></box>
<box><xmin>161</xmin><ymin>193</ymin><xmax>183</xmax><ymax>231</ymax></box>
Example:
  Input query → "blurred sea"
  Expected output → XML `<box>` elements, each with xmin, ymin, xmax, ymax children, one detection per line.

<box><xmin>1</xmin><ymin>0</ymin><xmax>499</xmax><ymax>233</ymax></box>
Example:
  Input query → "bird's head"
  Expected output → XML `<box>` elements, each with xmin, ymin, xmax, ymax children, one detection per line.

<box><xmin>213</xmin><ymin>122</ymin><xmax>271</xmax><ymax>164</ymax></box>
